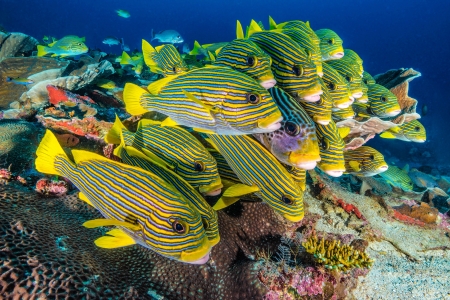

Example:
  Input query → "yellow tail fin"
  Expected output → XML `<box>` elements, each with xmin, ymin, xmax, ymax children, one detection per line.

<box><xmin>142</xmin><ymin>39</ymin><xmax>159</xmax><ymax>68</ymax></box>
<box><xmin>37</xmin><ymin>45</ymin><xmax>49</xmax><ymax>57</ymax></box>
<box><xmin>123</xmin><ymin>83</ymin><xmax>150</xmax><ymax>115</ymax></box>
<box><xmin>35</xmin><ymin>130</ymin><xmax>70</xmax><ymax>175</ymax></box>
<box><xmin>105</xmin><ymin>115</ymin><xmax>127</xmax><ymax>144</ymax></box>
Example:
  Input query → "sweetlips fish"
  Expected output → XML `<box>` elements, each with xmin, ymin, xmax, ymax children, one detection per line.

<box><xmin>119</xmin><ymin>51</ymin><xmax>144</xmax><ymax>75</ymax></box>
<box><xmin>379</xmin><ymin>164</ymin><xmax>414</xmax><ymax>191</ymax></box>
<box><xmin>322</xmin><ymin>62</ymin><xmax>353</xmax><ymax>109</ymax></box>
<box><xmin>241</xmin><ymin>20</ymin><xmax>322</xmax><ymax>102</ymax></box>
<box><xmin>315</xmin><ymin>120</ymin><xmax>346</xmax><ymax>177</ymax></box>
<box><xmin>116</xmin><ymin>9</ymin><xmax>130</xmax><ymax>18</ymax></box>
<box><xmin>142</xmin><ymin>39</ymin><xmax>189</xmax><ymax>76</ymax></box>
<box><xmin>299</xmin><ymin>77</ymin><xmax>333</xmax><ymax>125</ymax></box>
<box><xmin>354</xmin><ymin>84</ymin><xmax>401</xmax><ymax>118</ymax></box>
<box><xmin>207</xmin><ymin>149</ymin><xmax>241</xmax><ymax>183</ymax></box>
<box><xmin>5</xmin><ymin>77</ymin><xmax>34</xmax><ymax>85</ymax></box>
<box><xmin>380</xmin><ymin>120</ymin><xmax>426</xmax><ymax>143</ymax></box>
<box><xmin>37</xmin><ymin>35</ymin><xmax>88</xmax><ymax>57</ymax></box>
<box><xmin>362</xmin><ymin>71</ymin><xmax>376</xmax><ymax>85</ymax></box>
<box><xmin>408</xmin><ymin>168</ymin><xmax>438</xmax><ymax>189</ymax></box>
<box><xmin>103</xmin><ymin>36</ymin><xmax>121</xmax><ymax>46</ymax></box>
<box><xmin>113</xmin><ymin>133</ymin><xmax>220</xmax><ymax>246</ymax></box>
<box><xmin>343</xmin><ymin>49</ymin><xmax>364</xmax><ymax>76</ymax></box>
<box><xmin>332</xmin><ymin>105</ymin><xmax>355</xmax><ymax>121</ymax></box>
<box><xmin>36</xmin><ymin>130</ymin><xmax>212</xmax><ymax>264</ymax></box>
<box><xmin>315</xmin><ymin>29</ymin><xmax>344</xmax><ymax>61</ymax></box>
<box><xmin>151</xmin><ymin>29</ymin><xmax>184</xmax><ymax>44</ymax></box>
<box><xmin>123</xmin><ymin>65</ymin><xmax>283</xmax><ymax>135</ymax></box>
<box><xmin>213</xmin><ymin>39</ymin><xmax>276</xmax><ymax>89</ymax></box>
<box><xmin>344</xmin><ymin>146</ymin><xmax>388</xmax><ymax>176</ymax></box>
<box><xmin>284</xmin><ymin>164</ymin><xmax>307</xmax><ymax>192</ymax></box>
<box><xmin>326</xmin><ymin>58</ymin><xmax>364</xmax><ymax>100</ymax></box>
<box><xmin>189</xmin><ymin>41</ymin><xmax>230</xmax><ymax>57</ymax></box>
<box><xmin>95</xmin><ymin>79</ymin><xmax>116</xmax><ymax>90</ymax></box>
<box><xmin>206</xmin><ymin>134</ymin><xmax>305</xmax><ymax>222</ymax></box>
<box><xmin>253</xmin><ymin>86</ymin><xmax>320</xmax><ymax>170</ymax></box>
<box><xmin>106</xmin><ymin>117</ymin><xmax>222</xmax><ymax>196</ymax></box>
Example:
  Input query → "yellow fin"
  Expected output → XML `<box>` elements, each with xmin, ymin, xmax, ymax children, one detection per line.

<box><xmin>247</xmin><ymin>19</ymin><xmax>263</xmax><ymax>37</ymax></box>
<box><xmin>48</xmin><ymin>40</ymin><xmax>57</xmax><ymax>47</ymax></box>
<box><xmin>338</xmin><ymin>127</ymin><xmax>351</xmax><ymax>138</ymax></box>
<box><xmin>35</xmin><ymin>130</ymin><xmax>71</xmax><ymax>175</ymax></box>
<box><xmin>207</xmin><ymin>51</ymin><xmax>216</xmax><ymax>62</ymax></box>
<box><xmin>349</xmin><ymin>161</ymin><xmax>361</xmax><ymax>172</ymax></box>
<box><xmin>142</xmin><ymin>39</ymin><xmax>159</xmax><ymax>68</ymax></box>
<box><xmin>123</xmin><ymin>83</ymin><xmax>149</xmax><ymax>115</ymax></box>
<box><xmin>306</xmin><ymin>21</ymin><xmax>311</xmax><ymax>28</ymax></box>
<box><xmin>189</xmin><ymin>40</ymin><xmax>202</xmax><ymax>55</ymax></box>
<box><xmin>389</xmin><ymin>126</ymin><xmax>401</xmax><ymax>133</ymax></box>
<box><xmin>380</xmin><ymin>131</ymin><xmax>397</xmax><ymax>139</ymax></box>
<box><xmin>204</xmin><ymin>137</ymin><xmax>219</xmax><ymax>152</ymax></box>
<box><xmin>139</xmin><ymin>148</ymin><xmax>172</xmax><ymax>169</ymax></box>
<box><xmin>37</xmin><ymin>45</ymin><xmax>48</xmax><ymax>57</ymax></box>
<box><xmin>137</xmin><ymin>118</ymin><xmax>162</xmax><ymax>130</ymax></box>
<box><xmin>182</xmin><ymin>89</ymin><xmax>210</xmax><ymax>111</ymax></box>
<box><xmin>83</xmin><ymin>218</ymin><xmax>140</xmax><ymax>231</ymax></box>
<box><xmin>269</xmin><ymin>16</ymin><xmax>277</xmax><ymax>30</ymax></box>
<box><xmin>105</xmin><ymin>115</ymin><xmax>127</xmax><ymax>144</ymax></box>
<box><xmin>120</xmin><ymin>51</ymin><xmax>134</xmax><ymax>65</ymax></box>
<box><xmin>213</xmin><ymin>196</ymin><xmax>240</xmax><ymax>210</ymax></box>
<box><xmin>357</xmin><ymin>112</ymin><xmax>371</xmax><ymax>118</ymax></box>
<box><xmin>223</xmin><ymin>183</ymin><xmax>259</xmax><ymax>197</ymax></box>
<box><xmin>71</xmin><ymin>150</ymin><xmax>109</xmax><ymax>165</ymax></box>
<box><xmin>94</xmin><ymin>229</ymin><xmax>136</xmax><ymax>249</ymax></box>
<box><xmin>236</xmin><ymin>20</ymin><xmax>245</xmax><ymax>39</ymax></box>
<box><xmin>147</xmin><ymin>75</ymin><xmax>178</xmax><ymax>95</ymax></box>
<box><xmin>193</xmin><ymin>128</ymin><xmax>216</xmax><ymax>134</ymax></box>
<box><xmin>214</xmin><ymin>47</ymin><xmax>223</xmax><ymax>56</ymax></box>
<box><xmin>78</xmin><ymin>192</ymin><xmax>93</xmax><ymax>206</ymax></box>
<box><xmin>161</xmin><ymin>117</ymin><xmax>179</xmax><ymax>127</ymax></box>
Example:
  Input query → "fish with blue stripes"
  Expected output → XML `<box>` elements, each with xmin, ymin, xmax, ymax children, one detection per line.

<box><xmin>362</xmin><ymin>71</ymin><xmax>376</xmax><ymax>85</ymax></box>
<box><xmin>332</xmin><ymin>106</ymin><xmax>355</xmax><ymax>121</ymax></box>
<box><xmin>253</xmin><ymin>86</ymin><xmax>320</xmax><ymax>170</ymax></box>
<box><xmin>380</xmin><ymin>120</ymin><xmax>426</xmax><ymax>143</ymax></box>
<box><xmin>379</xmin><ymin>164</ymin><xmax>414</xmax><ymax>192</ymax></box>
<box><xmin>300</xmin><ymin>77</ymin><xmax>333</xmax><ymax>125</ymax></box>
<box><xmin>322</xmin><ymin>62</ymin><xmax>354</xmax><ymax>109</ymax></box>
<box><xmin>326</xmin><ymin>58</ymin><xmax>365</xmax><ymax>100</ymax></box>
<box><xmin>123</xmin><ymin>65</ymin><xmax>283</xmax><ymax>135</ymax></box>
<box><xmin>284</xmin><ymin>164</ymin><xmax>307</xmax><ymax>192</ymax></box>
<box><xmin>343</xmin><ymin>49</ymin><xmax>364</xmax><ymax>76</ymax></box>
<box><xmin>344</xmin><ymin>146</ymin><xmax>388</xmax><ymax>176</ymax></box>
<box><xmin>35</xmin><ymin>130</ymin><xmax>212</xmax><ymax>264</ymax></box>
<box><xmin>315</xmin><ymin>29</ymin><xmax>344</xmax><ymax>61</ymax></box>
<box><xmin>106</xmin><ymin>117</ymin><xmax>223</xmax><ymax>196</ymax></box>
<box><xmin>142</xmin><ymin>39</ymin><xmax>189</xmax><ymax>76</ymax></box>
<box><xmin>315</xmin><ymin>120</ymin><xmax>346</xmax><ymax>177</ymax></box>
<box><xmin>353</xmin><ymin>84</ymin><xmax>401</xmax><ymax>118</ymax></box>
<box><xmin>205</xmin><ymin>134</ymin><xmax>304</xmax><ymax>222</ymax></box>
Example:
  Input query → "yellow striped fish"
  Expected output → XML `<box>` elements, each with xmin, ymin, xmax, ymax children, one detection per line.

<box><xmin>343</xmin><ymin>49</ymin><xmax>364</xmax><ymax>76</ymax></box>
<box><xmin>123</xmin><ymin>65</ymin><xmax>283</xmax><ymax>135</ymax></box>
<box><xmin>358</xmin><ymin>82</ymin><xmax>369</xmax><ymax>104</ymax></box>
<box><xmin>214</xmin><ymin>39</ymin><xmax>276</xmax><ymax>89</ymax></box>
<box><xmin>253</xmin><ymin>86</ymin><xmax>320</xmax><ymax>170</ymax></box>
<box><xmin>314</xmin><ymin>29</ymin><xmax>344</xmax><ymax>61</ymax></box>
<box><xmin>106</xmin><ymin>117</ymin><xmax>222</xmax><ymax>196</ymax></box>
<box><xmin>208</xmin><ymin>149</ymin><xmax>241</xmax><ymax>183</ymax></box>
<box><xmin>379</xmin><ymin>164</ymin><xmax>414</xmax><ymax>192</ymax></box>
<box><xmin>35</xmin><ymin>130</ymin><xmax>211</xmax><ymax>264</ymax></box>
<box><xmin>241</xmin><ymin>20</ymin><xmax>322</xmax><ymax>102</ymax></box>
<box><xmin>380</xmin><ymin>120</ymin><xmax>426</xmax><ymax>143</ymax></box>
<box><xmin>322</xmin><ymin>62</ymin><xmax>353</xmax><ymax>109</ymax></box>
<box><xmin>300</xmin><ymin>77</ymin><xmax>333</xmax><ymax>125</ymax></box>
<box><xmin>284</xmin><ymin>164</ymin><xmax>307</xmax><ymax>192</ymax></box>
<box><xmin>142</xmin><ymin>39</ymin><xmax>189</xmax><ymax>76</ymax></box>
<box><xmin>315</xmin><ymin>120</ymin><xmax>346</xmax><ymax>177</ymax></box>
<box><xmin>354</xmin><ymin>84</ymin><xmax>401</xmax><ymax>118</ymax></box>
<box><xmin>344</xmin><ymin>146</ymin><xmax>388</xmax><ymax>176</ymax></box>
<box><xmin>362</xmin><ymin>71</ymin><xmax>376</xmax><ymax>85</ymax></box>
<box><xmin>332</xmin><ymin>105</ymin><xmax>355</xmax><ymax>121</ymax></box>
<box><xmin>206</xmin><ymin>134</ymin><xmax>304</xmax><ymax>222</ymax></box>
<box><xmin>113</xmin><ymin>137</ymin><xmax>220</xmax><ymax>246</ymax></box>
<box><xmin>327</xmin><ymin>58</ymin><xmax>364</xmax><ymax>100</ymax></box>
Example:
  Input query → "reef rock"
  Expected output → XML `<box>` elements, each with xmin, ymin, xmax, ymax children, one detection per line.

<box><xmin>0</xmin><ymin>32</ymin><xmax>38</xmax><ymax>62</ymax></box>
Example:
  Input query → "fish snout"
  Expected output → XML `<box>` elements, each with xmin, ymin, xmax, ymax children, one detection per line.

<box><xmin>301</xmin><ymin>90</ymin><xmax>323</xmax><ymax>102</ymax></box>
<box><xmin>385</xmin><ymin>108</ymin><xmax>401</xmax><ymax>117</ymax></box>
<box><xmin>378</xmin><ymin>165</ymin><xmax>389</xmax><ymax>172</ymax></box>
<box><xmin>325</xmin><ymin>170</ymin><xmax>344</xmax><ymax>177</ymax></box>
<box><xmin>257</xmin><ymin>113</ymin><xmax>283</xmax><ymax>132</ymax></box>
<box><xmin>180</xmin><ymin>239</ymin><xmax>212</xmax><ymax>264</ymax></box>
<box><xmin>331</xmin><ymin>52</ymin><xmax>344</xmax><ymax>59</ymax></box>
<box><xmin>283</xmin><ymin>212</ymin><xmax>304</xmax><ymax>222</ymax></box>
<box><xmin>200</xmin><ymin>182</ymin><xmax>223</xmax><ymax>196</ymax></box>
<box><xmin>259</xmin><ymin>78</ymin><xmax>277</xmax><ymax>89</ymax></box>
<box><xmin>352</xmin><ymin>91</ymin><xmax>363</xmax><ymax>99</ymax></box>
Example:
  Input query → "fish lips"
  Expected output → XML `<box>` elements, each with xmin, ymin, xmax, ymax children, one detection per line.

<box><xmin>283</xmin><ymin>212</ymin><xmax>304</xmax><ymax>222</ymax></box>
<box><xmin>257</xmin><ymin>113</ymin><xmax>283</xmax><ymax>132</ymax></box>
<box><xmin>200</xmin><ymin>183</ymin><xmax>223</xmax><ymax>196</ymax></box>
<box><xmin>180</xmin><ymin>240</ymin><xmax>212</xmax><ymax>264</ymax></box>
<box><xmin>259</xmin><ymin>78</ymin><xmax>277</xmax><ymax>89</ymax></box>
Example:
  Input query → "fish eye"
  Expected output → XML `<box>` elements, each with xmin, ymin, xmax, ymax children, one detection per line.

<box><xmin>326</xmin><ymin>81</ymin><xmax>336</xmax><ymax>91</ymax></box>
<box><xmin>293</xmin><ymin>65</ymin><xmax>304</xmax><ymax>77</ymax></box>
<box><xmin>201</xmin><ymin>218</ymin><xmax>209</xmax><ymax>230</ymax></box>
<box><xmin>380</xmin><ymin>96</ymin><xmax>387</xmax><ymax>102</ymax></box>
<box><xmin>285</xmin><ymin>121</ymin><xmax>300</xmax><ymax>136</ymax></box>
<box><xmin>320</xmin><ymin>138</ymin><xmax>329</xmax><ymax>150</ymax></box>
<box><xmin>414</xmin><ymin>126</ymin><xmax>420</xmax><ymax>132</ymax></box>
<box><xmin>194</xmin><ymin>161</ymin><xmax>205</xmax><ymax>172</ymax></box>
<box><xmin>369</xmin><ymin>154</ymin><xmax>375</xmax><ymax>160</ymax></box>
<box><xmin>177</xmin><ymin>35</ymin><xmax>180</xmax><ymax>38</ymax></box>
<box><xmin>171</xmin><ymin>219</ymin><xmax>187</xmax><ymax>234</ymax></box>
<box><xmin>345</xmin><ymin>75</ymin><xmax>352</xmax><ymax>82</ymax></box>
<box><xmin>246</xmin><ymin>93</ymin><xmax>260</xmax><ymax>104</ymax></box>
<box><xmin>281</xmin><ymin>195</ymin><xmax>294</xmax><ymax>205</ymax></box>
<box><xmin>363</xmin><ymin>79</ymin><xmax>368</xmax><ymax>84</ymax></box>
<box><xmin>246</xmin><ymin>56</ymin><xmax>257</xmax><ymax>67</ymax></box>
<box><xmin>327</xmin><ymin>38</ymin><xmax>335</xmax><ymax>45</ymax></box>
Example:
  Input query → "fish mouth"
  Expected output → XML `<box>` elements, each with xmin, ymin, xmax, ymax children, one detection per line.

<box><xmin>201</xmin><ymin>183</ymin><xmax>223</xmax><ymax>196</ymax></box>
<box><xmin>356</xmin><ymin>96</ymin><xmax>368</xmax><ymax>104</ymax></box>
<box><xmin>259</xmin><ymin>78</ymin><xmax>277</xmax><ymax>89</ymax></box>
<box><xmin>413</xmin><ymin>138</ymin><xmax>426</xmax><ymax>143</ymax></box>
<box><xmin>325</xmin><ymin>170</ymin><xmax>344</xmax><ymax>177</ymax></box>
<box><xmin>180</xmin><ymin>242</ymin><xmax>211</xmax><ymax>264</ymax></box>
<box><xmin>330</xmin><ymin>50</ymin><xmax>344</xmax><ymax>59</ymax></box>
<box><xmin>295</xmin><ymin>161</ymin><xmax>318</xmax><ymax>170</ymax></box>
<box><xmin>314</xmin><ymin>118</ymin><xmax>331</xmax><ymax>125</ymax></box>
<box><xmin>283</xmin><ymin>213</ymin><xmax>304</xmax><ymax>222</ymax></box>
<box><xmin>385</xmin><ymin>108</ymin><xmax>401</xmax><ymax>117</ymax></box>
<box><xmin>335</xmin><ymin>102</ymin><xmax>350</xmax><ymax>109</ymax></box>
<box><xmin>257</xmin><ymin>112</ymin><xmax>283</xmax><ymax>131</ymax></box>
<box><xmin>298</xmin><ymin>87</ymin><xmax>323</xmax><ymax>103</ymax></box>
<box><xmin>378</xmin><ymin>165</ymin><xmax>389</xmax><ymax>172</ymax></box>
<box><xmin>182</xmin><ymin>251</ymin><xmax>211</xmax><ymax>265</ymax></box>
<box><xmin>352</xmin><ymin>91</ymin><xmax>363</xmax><ymax>98</ymax></box>
<box><xmin>288</xmin><ymin>153</ymin><xmax>321</xmax><ymax>170</ymax></box>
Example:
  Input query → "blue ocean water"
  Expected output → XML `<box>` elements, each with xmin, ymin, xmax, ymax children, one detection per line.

<box><xmin>1</xmin><ymin>0</ymin><xmax>449</xmax><ymax>166</ymax></box>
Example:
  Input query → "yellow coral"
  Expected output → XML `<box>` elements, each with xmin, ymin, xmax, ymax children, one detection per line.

<box><xmin>302</xmin><ymin>235</ymin><xmax>373</xmax><ymax>271</ymax></box>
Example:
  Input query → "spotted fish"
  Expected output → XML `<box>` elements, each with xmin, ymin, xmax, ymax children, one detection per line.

<box><xmin>315</xmin><ymin>29</ymin><xmax>344</xmax><ymax>61</ymax></box>
<box><xmin>315</xmin><ymin>120</ymin><xmax>346</xmax><ymax>177</ymax></box>
<box><xmin>206</xmin><ymin>134</ymin><xmax>304</xmax><ymax>222</ymax></box>
<box><xmin>253</xmin><ymin>87</ymin><xmax>320</xmax><ymax>170</ymax></box>
<box><xmin>35</xmin><ymin>130</ymin><xmax>211</xmax><ymax>264</ymax></box>
<box><xmin>142</xmin><ymin>39</ymin><xmax>189</xmax><ymax>76</ymax></box>
<box><xmin>380</xmin><ymin>120</ymin><xmax>426</xmax><ymax>143</ymax></box>
<box><xmin>106</xmin><ymin>117</ymin><xmax>222</xmax><ymax>196</ymax></box>
<box><xmin>344</xmin><ymin>146</ymin><xmax>388</xmax><ymax>176</ymax></box>
<box><xmin>123</xmin><ymin>65</ymin><xmax>283</xmax><ymax>135</ymax></box>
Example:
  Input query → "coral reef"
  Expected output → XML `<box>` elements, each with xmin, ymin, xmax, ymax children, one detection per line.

<box><xmin>0</xmin><ymin>32</ymin><xmax>38</xmax><ymax>62</ymax></box>
<box><xmin>35</xmin><ymin>178</ymin><xmax>69</xmax><ymax>197</ymax></box>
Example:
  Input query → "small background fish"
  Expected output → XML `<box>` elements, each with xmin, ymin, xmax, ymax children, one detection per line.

<box><xmin>151</xmin><ymin>29</ymin><xmax>184</xmax><ymax>44</ymax></box>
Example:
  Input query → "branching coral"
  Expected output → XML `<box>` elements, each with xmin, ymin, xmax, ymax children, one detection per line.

<box><xmin>302</xmin><ymin>234</ymin><xmax>373</xmax><ymax>271</ymax></box>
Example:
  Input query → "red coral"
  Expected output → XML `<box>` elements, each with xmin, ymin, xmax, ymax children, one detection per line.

<box><xmin>336</xmin><ymin>199</ymin><xmax>365</xmax><ymax>220</ymax></box>
<box><xmin>35</xmin><ymin>178</ymin><xmax>68</xmax><ymax>197</ymax></box>
<box><xmin>392</xmin><ymin>209</ymin><xmax>426</xmax><ymax>226</ymax></box>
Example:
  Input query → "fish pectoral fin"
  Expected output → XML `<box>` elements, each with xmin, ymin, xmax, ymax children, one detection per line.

<box><xmin>78</xmin><ymin>192</ymin><xmax>94</xmax><ymax>206</ymax></box>
<box><xmin>83</xmin><ymin>218</ymin><xmax>140</xmax><ymax>231</ymax></box>
<box><xmin>94</xmin><ymin>229</ymin><xmax>136</xmax><ymax>248</ymax></box>
<box><xmin>131</xmin><ymin>147</ymin><xmax>171</xmax><ymax>169</ymax></box>
<box><xmin>193</xmin><ymin>128</ymin><xmax>216</xmax><ymax>134</ymax></box>
<box><xmin>223</xmin><ymin>183</ymin><xmax>259</xmax><ymax>198</ymax></box>
<box><xmin>181</xmin><ymin>89</ymin><xmax>216</xmax><ymax>117</ymax></box>
<box><xmin>349</xmin><ymin>161</ymin><xmax>361</xmax><ymax>172</ymax></box>
<box><xmin>147</xmin><ymin>74</ymin><xmax>179</xmax><ymax>95</ymax></box>
<box><xmin>213</xmin><ymin>196</ymin><xmax>240</xmax><ymax>210</ymax></box>
<box><xmin>138</xmin><ymin>118</ymin><xmax>162</xmax><ymax>128</ymax></box>
<box><xmin>161</xmin><ymin>117</ymin><xmax>179</xmax><ymax>127</ymax></box>
<box><xmin>338</xmin><ymin>127</ymin><xmax>351</xmax><ymax>138</ymax></box>
<box><xmin>379</xmin><ymin>132</ymin><xmax>396</xmax><ymax>139</ymax></box>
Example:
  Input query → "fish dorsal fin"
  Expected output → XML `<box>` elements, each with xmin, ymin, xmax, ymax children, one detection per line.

<box><xmin>83</xmin><ymin>218</ymin><xmax>140</xmax><ymax>231</ymax></box>
<box><xmin>72</xmin><ymin>150</ymin><xmax>109</xmax><ymax>165</ymax></box>
<box><xmin>137</xmin><ymin>118</ymin><xmax>162</xmax><ymax>130</ymax></box>
<box><xmin>161</xmin><ymin>117</ymin><xmax>179</xmax><ymax>127</ymax></box>
<box><xmin>193</xmin><ymin>128</ymin><xmax>216</xmax><ymax>134</ymax></box>
<box><xmin>120</xmin><ymin>51</ymin><xmax>133</xmax><ymax>65</ymax></box>
<box><xmin>142</xmin><ymin>39</ymin><xmax>159</xmax><ymax>68</ymax></box>
<box><xmin>269</xmin><ymin>16</ymin><xmax>277</xmax><ymax>30</ymax></box>
<box><xmin>236</xmin><ymin>20</ymin><xmax>245</xmax><ymax>39</ymax></box>
<box><xmin>306</xmin><ymin>21</ymin><xmax>311</xmax><ymax>28</ymax></box>
<box><xmin>48</xmin><ymin>40</ymin><xmax>57</xmax><ymax>47</ymax></box>
<box><xmin>214</xmin><ymin>47</ymin><xmax>223</xmax><ymax>56</ymax></box>
<box><xmin>380</xmin><ymin>131</ymin><xmax>396</xmax><ymax>139</ymax></box>
<box><xmin>94</xmin><ymin>229</ymin><xmax>136</xmax><ymax>249</ymax></box>
<box><xmin>154</xmin><ymin>45</ymin><xmax>165</xmax><ymax>52</ymax></box>
<box><xmin>78</xmin><ymin>192</ymin><xmax>94</xmax><ymax>206</ymax></box>
<box><xmin>349</xmin><ymin>161</ymin><xmax>361</xmax><ymax>172</ymax></box>
<box><xmin>147</xmin><ymin>75</ymin><xmax>179</xmax><ymax>95</ymax></box>
<box><xmin>105</xmin><ymin>115</ymin><xmax>127</xmax><ymax>145</ymax></box>
<box><xmin>338</xmin><ymin>127</ymin><xmax>351</xmax><ymax>138</ymax></box>
<box><xmin>247</xmin><ymin>19</ymin><xmax>263</xmax><ymax>37</ymax></box>
<box><xmin>402</xmin><ymin>164</ymin><xmax>410</xmax><ymax>173</ymax></box>
<box><xmin>189</xmin><ymin>40</ymin><xmax>202</xmax><ymax>55</ymax></box>
<box><xmin>139</xmin><ymin>147</ymin><xmax>172</xmax><ymax>169</ymax></box>
<box><xmin>207</xmin><ymin>51</ymin><xmax>216</xmax><ymax>62</ymax></box>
